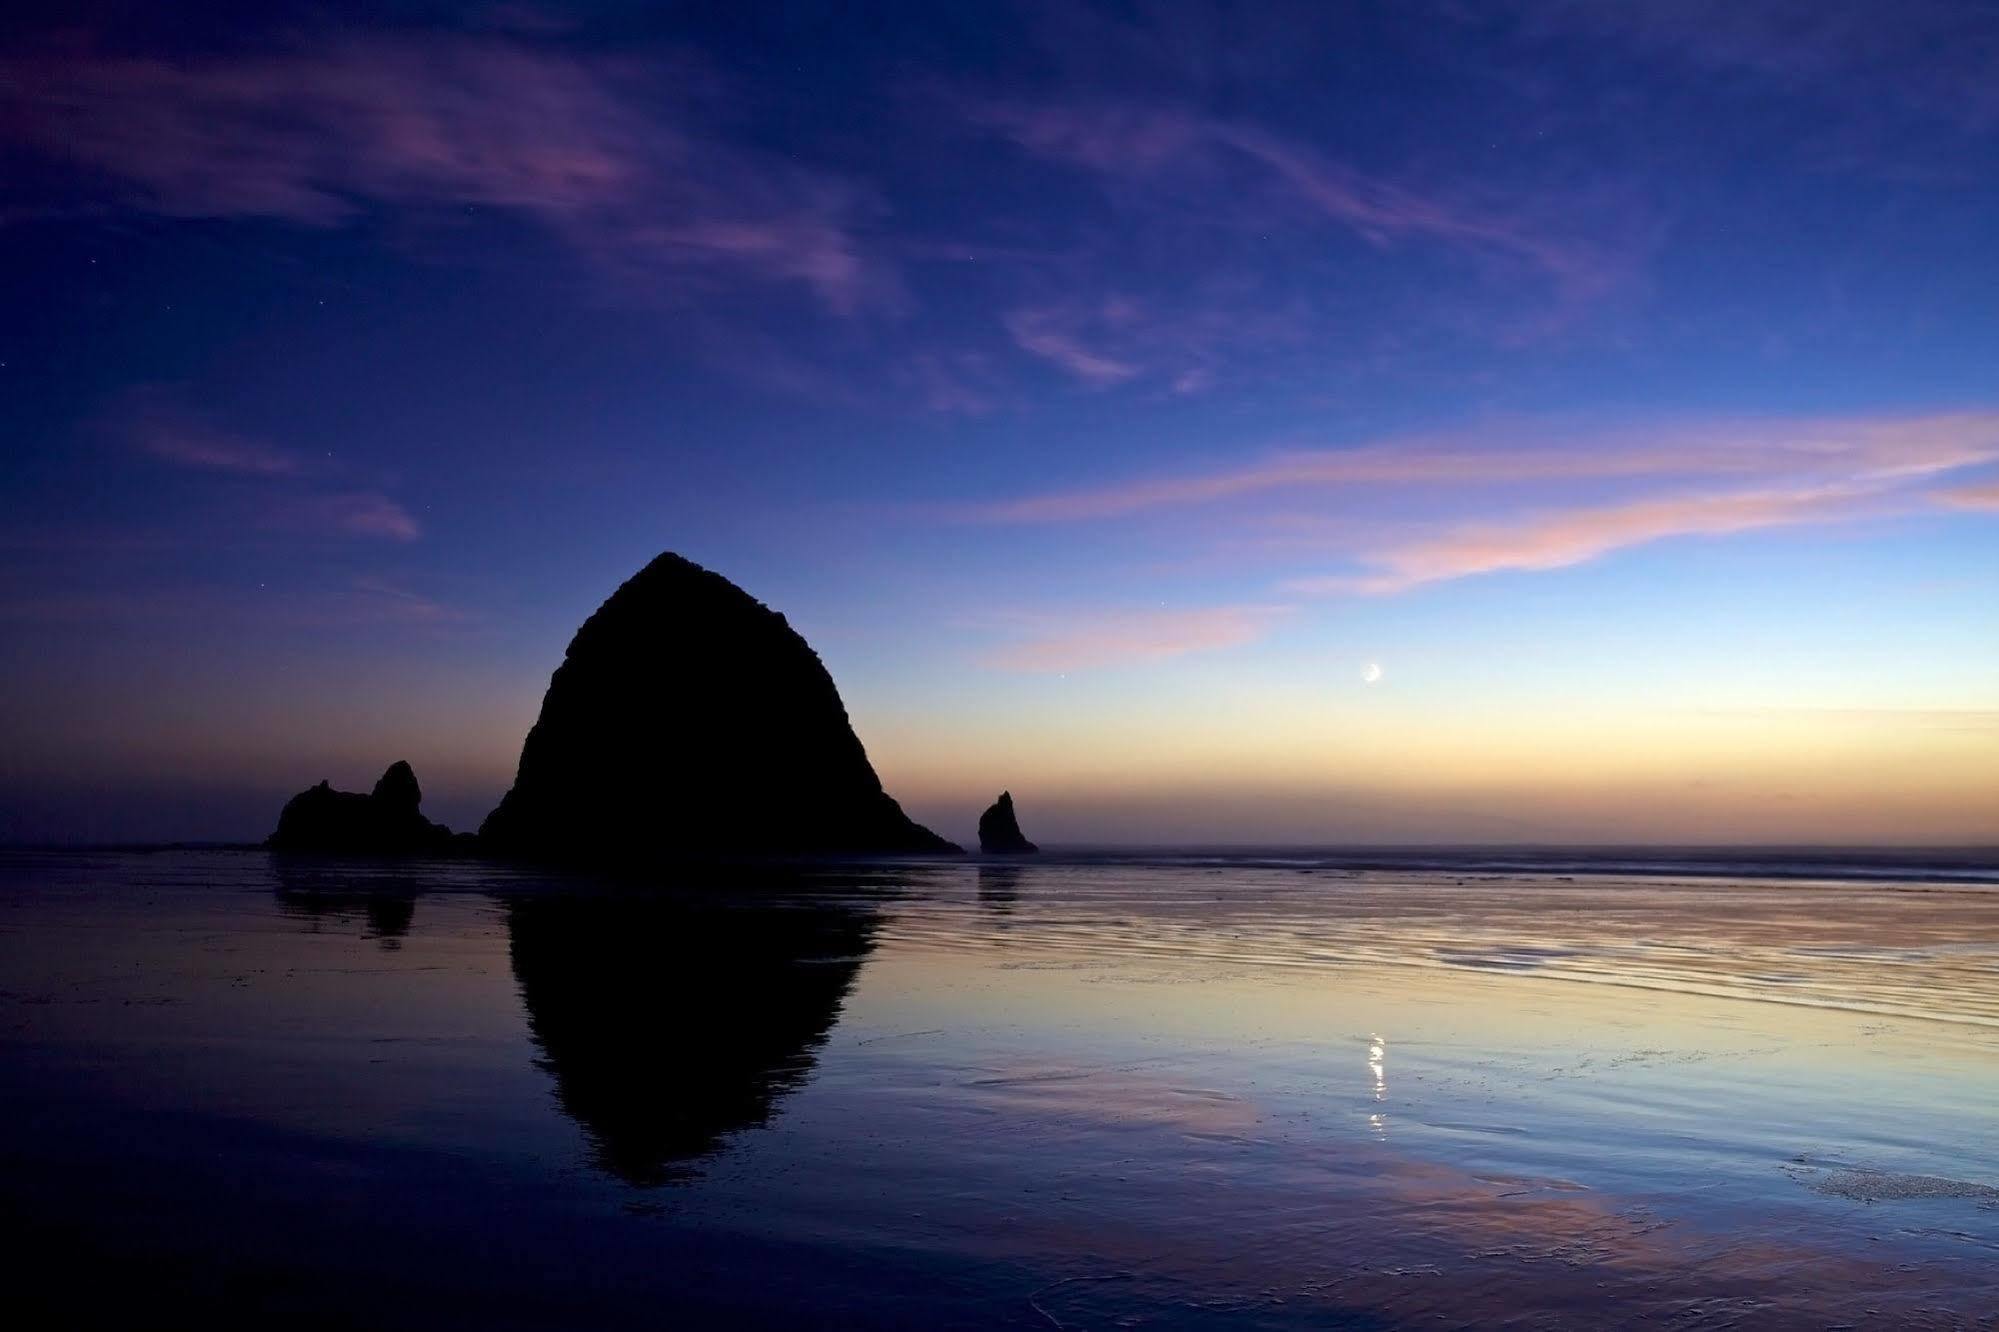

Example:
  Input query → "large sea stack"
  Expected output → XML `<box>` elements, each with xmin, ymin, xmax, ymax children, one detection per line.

<box><xmin>480</xmin><ymin>552</ymin><xmax>958</xmax><ymax>859</ymax></box>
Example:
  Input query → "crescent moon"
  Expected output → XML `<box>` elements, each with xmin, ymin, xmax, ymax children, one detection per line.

<box><xmin>1362</xmin><ymin>662</ymin><xmax>1383</xmax><ymax>684</ymax></box>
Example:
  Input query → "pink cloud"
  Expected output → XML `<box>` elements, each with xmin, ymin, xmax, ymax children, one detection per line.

<box><xmin>1290</xmin><ymin>484</ymin><xmax>1875</xmax><ymax>595</ymax></box>
<box><xmin>1206</xmin><ymin>122</ymin><xmax>1529</xmax><ymax>253</ymax></box>
<box><xmin>137</xmin><ymin>420</ymin><xmax>301</xmax><ymax>476</ymax></box>
<box><xmin>1003</xmin><ymin>307</ymin><xmax>1142</xmax><ymax>384</ymax></box>
<box><xmin>967</xmin><ymin>409</ymin><xmax>1999</xmax><ymax>597</ymax></box>
<box><xmin>259</xmin><ymin>493</ymin><xmax>423</xmax><ymax>543</ymax></box>
<box><xmin>343</xmin><ymin>578</ymin><xmax>469</xmax><ymax>623</ymax></box>
<box><xmin>322</xmin><ymin>494</ymin><xmax>423</xmax><ymax>542</ymax></box>
<box><xmin>117</xmin><ymin>398</ymin><xmax>425</xmax><ymax>545</ymax></box>
<box><xmin>1937</xmin><ymin>480</ymin><xmax>1999</xmax><ymax>511</ymax></box>
<box><xmin>994</xmin><ymin>288</ymin><xmax>1310</xmax><ymax>392</ymax></box>
<box><xmin>1</xmin><ymin>40</ymin><xmax>887</xmax><ymax>312</ymax></box>
<box><xmin>628</xmin><ymin>215</ymin><xmax>871</xmax><ymax>313</ymax></box>
<box><xmin>986</xmin><ymin>605</ymin><xmax>1286</xmax><ymax>672</ymax></box>
<box><xmin>977</xmin><ymin>411</ymin><xmax>1999</xmax><ymax>522</ymax></box>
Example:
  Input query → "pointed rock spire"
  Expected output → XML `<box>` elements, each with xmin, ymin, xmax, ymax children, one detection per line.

<box><xmin>978</xmin><ymin>790</ymin><xmax>1038</xmax><ymax>855</ymax></box>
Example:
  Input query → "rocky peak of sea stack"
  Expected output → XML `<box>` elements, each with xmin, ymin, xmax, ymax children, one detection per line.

<box><xmin>479</xmin><ymin>551</ymin><xmax>959</xmax><ymax>860</ymax></box>
<box><xmin>268</xmin><ymin>760</ymin><xmax>456</xmax><ymax>854</ymax></box>
<box><xmin>978</xmin><ymin>791</ymin><xmax>1038</xmax><ymax>855</ymax></box>
<box><xmin>371</xmin><ymin>759</ymin><xmax>423</xmax><ymax>811</ymax></box>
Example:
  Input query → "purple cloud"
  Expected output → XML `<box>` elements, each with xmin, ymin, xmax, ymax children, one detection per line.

<box><xmin>996</xmin><ymin>290</ymin><xmax>1309</xmax><ymax>391</ymax></box>
<box><xmin>968</xmin><ymin>99</ymin><xmax>1639</xmax><ymax>320</ymax></box>
<box><xmin>1526</xmin><ymin>0</ymin><xmax>1999</xmax><ymax>137</ymax></box>
<box><xmin>136</xmin><ymin>419</ymin><xmax>302</xmax><ymax>477</ymax></box>
<box><xmin>2</xmin><ymin>39</ymin><xmax>890</xmax><ymax>312</ymax></box>
<box><xmin>116</xmin><ymin>399</ymin><xmax>423</xmax><ymax>544</ymax></box>
<box><xmin>0</xmin><ymin>577</ymin><xmax>467</xmax><ymax>628</ymax></box>
<box><xmin>302</xmin><ymin>493</ymin><xmax>424</xmax><ymax>543</ymax></box>
<box><xmin>1003</xmin><ymin>306</ymin><xmax>1142</xmax><ymax>385</ymax></box>
<box><xmin>342</xmin><ymin>577</ymin><xmax>469</xmax><ymax>623</ymax></box>
<box><xmin>895</xmin><ymin>351</ymin><xmax>1008</xmax><ymax>416</ymax></box>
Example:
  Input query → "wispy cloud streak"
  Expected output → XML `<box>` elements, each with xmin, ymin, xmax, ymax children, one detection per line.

<box><xmin>137</xmin><ymin>419</ymin><xmax>302</xmax><ymax>476</ymax></box>
<box><xmin>1528</xmin><ymin>0</ymin><xmax>1999</xmax><ymax>137</ymax></box>
<box><xmin>1004</xmin><ymin>307</ymin><xmax>1142</xmax><ymax>384</ymax></box>
<box><xmin>985</xmin><ymin>605</ymin><xmax>1286</xmax><ymax>672</ymax></box>
<box><xmin>320</xmin><ymin>494</ymin><xmax>423</xmax><ymax>543</ymax></box>
<box><xmin>1937</xmin><ymin>480</ymin><xmax>1999</xmax><ymax>511</ymax></box>
<box><xmin>122</xmin><ymin>399</ymin><xmax>424</xmax><ymax>544</ymax></box>
<box><xmin>0</xmin><ymin>577</ymin><xmax>467</xmax><ymax>627</ymax></box>
<box><xmin>2</xmin><ymin>39</ymin><xmax>888</xmax><ymax>311</ymax></box>
<box><xmin>978</xmin><ymin>412</ymin><xmax>1999</xmax><ymax>522</ymax></box>
<box><xmin>969</xmin><ymin>100</ymin><xmax>1637</xmax><ymax>318</ymax></box>
<box><xmin>1289</xmin><ymin>483</ymin><xmax>1876</xmax><ymax>595</ymax></box>
<box><xmin>255</xmin><ymin>492</ymin><xmax>425</xmax><ymax>543</ymax></box>
<box><xmin>973</xmin><ymin>409</ymin><xmax>1999</xmax><ymax>597</ymax></box>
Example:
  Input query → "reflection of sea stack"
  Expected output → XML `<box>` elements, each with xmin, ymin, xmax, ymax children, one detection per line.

<box><xmin>507</xmin><ymin>885</ymin><xmax>881</xmax><ymax>1185</ymax></box>
<box><xmin>271</xmin><ymin>860</ymin><xmax>421</xmax><ymax>944</ymax></box>
<box><xmin>978</xmin><ymin>791</ymin><xmax>1038</xmax><ymax>854</ymax></box>
<box><xmin>267</xmin><ymin>760</ymin><xmax>456</xmax><ymax>854</ymax></box>
<box><xmin>481</xmin><ymin>552</ymin><xmax>958</xmax><ymax>860</ymax></box>
<box><xmin>978</xmin><ymin>864</ymin><xmax>1024</xmax><ymax>912</ymax></box>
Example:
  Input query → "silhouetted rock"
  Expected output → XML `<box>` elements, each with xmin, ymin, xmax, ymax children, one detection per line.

<box><xmin>978</xmin><ymin>790</ymin><xmax>1038</xmax><ymax>854</ymax></box>
<box><xmin>480</xmin><ymin>552</ymin><xmax>959</xmax><ymax>860</ymax></box>
<box><xmin>371</xmin><ymin>758</ymin><xmax>423</xmax><ymax>811</ymax></box>
<box><xmin>267</xmin><ymin>761</ymin><xmax>456</xmax><ymax>854</ymax></box>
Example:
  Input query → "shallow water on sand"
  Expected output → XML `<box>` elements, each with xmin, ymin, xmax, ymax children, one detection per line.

<box><xmin>3</xmin><ymin>850</ymin><xmax>1997</xmax><ymax>1328</ymax></box>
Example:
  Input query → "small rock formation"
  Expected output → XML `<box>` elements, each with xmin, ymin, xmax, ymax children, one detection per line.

<box><xmin>978</xmin><ymin>791</ymin><xmax>1038</xmax><ymax>854</ymax></box>
<box><xmin>480</xmin><ymin>552</ymin><xmax>959</xmax><ymax>859</ymax></box>
<box><xmin>267</xmin><ymin>760</ymin><xmax>457</xmax><ymax>854</ymax></box>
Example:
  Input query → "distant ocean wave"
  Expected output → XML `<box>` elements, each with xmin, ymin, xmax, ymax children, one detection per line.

<box><xmin>1019</xmin><ymin>846</ymin><xmax>1999</xmax><ymax>885</ymax></box>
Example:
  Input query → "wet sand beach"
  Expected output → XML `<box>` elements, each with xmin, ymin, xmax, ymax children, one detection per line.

<box><xmin>2</xmin><ymin>849</ymin><xmax>1996</xmax><ymax>1328</ymax></box>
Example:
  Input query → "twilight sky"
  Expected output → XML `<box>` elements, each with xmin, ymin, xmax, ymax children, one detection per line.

<box><xmin>3</xmin><ymin>1</ymin><xmax>1997</xmax><ymax>845</ymax></box>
